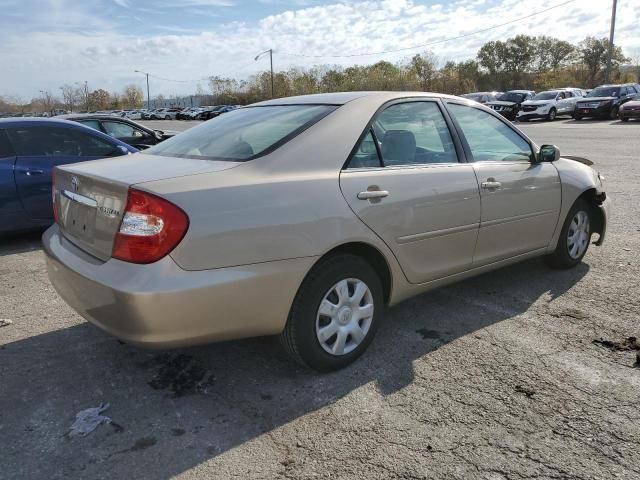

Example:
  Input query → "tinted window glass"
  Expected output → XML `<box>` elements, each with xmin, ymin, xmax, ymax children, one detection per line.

<box><xmin>7</xmin><ymin>127</ymin><xmax>117</xmax><ymax>157</ymax></box>
<box><xmin>76</xmin><ymin>120</ymin><xmax>102</xmax><ymax>131</ymax></box>
<box><xmin>144</xmin><ymin>105</ymin><xmax>336</xmax><ymax>161</ymax></box>
<box><xmin>0</xmin><ymin>129</ymin><xmax>15</xmax><ymax>157</ymax></box>
<box><xmin>447</xmin><ymin>104</ymin><xmax>532</xmax><ymax>162</ymax></box>
<box><xmin>372</xmin><ymin>102</ymin><xmax>457</xmax><ymax>166</ymax></box>
<box><xmin>587</xmin><ymin>87</ymin><xmax>620</xmax><ymax>97</ymax></box>
<box><xmin>347</xmin><ymin>130</ymin><xmax>381</xmax><ymax>169</ymax></box>
<box><xmin>103</xmin><ymin>121</ymin><xmax>143</xmax><ymax>138</ymax></box>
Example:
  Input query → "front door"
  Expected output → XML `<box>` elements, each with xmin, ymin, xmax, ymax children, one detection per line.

<box><xmin>339</xmin><ymin>100</ymin><xmax>481</xmax><ymax>284</ymax></box>
<box><xmin>446</xmin><ymin>102</ymin><xmax>561</xmax><ymax>266</ymax></box>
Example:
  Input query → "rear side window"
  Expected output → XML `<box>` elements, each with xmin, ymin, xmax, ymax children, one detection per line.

<box><xmin>103</xmin><ymin>121</ymin><xmax>143</xmax><ymax>138</ymax></box>
<box><xmin>447</xmin><ymin>103</ymin><xmax>532</xmax><ymax>162</ymax></box>
<box><xmin>144</xmin><ymin>105</ymin><xmax>336</xmax><ymax>161</ymax></box>
<box><xmin>7</xmin><ymin>127</ymin><xmax>118</xmax><ymax>157</ymax></box>
<box><xmin>76</xmin><ymin>119</ymin><xmax>102</xmax><ymax>131</ymax></box>
<box><xmin>0</xmin><ymin>129</ymin><xmax>15</xmax><ymax>158</ymax></box>
<box><xmin>373</xmin><ymin>101</ymin><xmax>457</xmax><ymax>166</ymax></box>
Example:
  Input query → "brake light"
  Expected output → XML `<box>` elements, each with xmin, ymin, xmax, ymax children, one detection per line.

<box><xmin>52</xmin><ymin>168</ymin><xmax>59</xmax><ymax>224</ymax></box>
<box><xmin>112</xmin><ymin>188</ymin><xmax>189</xmax><ymax>264</ymax></box>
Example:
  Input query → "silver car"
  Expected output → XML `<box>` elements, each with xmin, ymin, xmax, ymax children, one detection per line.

<box><xmin>44</xmin><ymin>92</ymin><xmax>610</xmax><ymax>371</ymax></box>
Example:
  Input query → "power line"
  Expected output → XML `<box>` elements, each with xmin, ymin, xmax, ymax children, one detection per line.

<box><xmin>278</xmin><ymin>0</ymin><xmax>578</xmax><ymax>59</ymax></box>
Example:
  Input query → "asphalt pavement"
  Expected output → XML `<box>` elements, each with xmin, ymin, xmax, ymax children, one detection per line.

<box><xmin>1</xmin><ymin>118</ymin><xmax>639</xmax><ymax>479</ymax></box>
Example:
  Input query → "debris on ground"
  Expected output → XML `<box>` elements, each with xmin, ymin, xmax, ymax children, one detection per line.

<box><xmin>148</xmin><ymin>353</ymin><xmax>207</xmax><ymax>397</ymax></box>
<box><xmin>514</xmin><ymin>385</ymin><xmax>536</xmax><ymax>398</ymax></box>
<box><xmin>68</xmin><ymin>403</ymin><xmax>112</xmax><ymax>438</ymax></box>
<box><xmin>0</xmin><ymin>319</ymin><xmax>13</xmax><ymax>327</ymax></box>
<box><xmin>592</xmin><ymin>336</ymin><xmax>640</xmax><ymax>351</ymax></box>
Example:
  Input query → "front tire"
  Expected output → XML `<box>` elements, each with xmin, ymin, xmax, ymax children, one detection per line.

<box><xmin>547</xmin><ymin>108</ymin><xmax>557</xmax><ymax>121</ymax></box>
<box><xmin>609</xmin><ymin>106</ymin><xmax>619</xmax><ymax>120</ymax></box>
<box><xmin>546</xmin><ymin>199</ymin><xmax>592</xmax><ymax>269</ymax></box>
<box><xmin>280</xmin><ymin>254</ymin><xmax>383</xmax><ymax>372</ymax></box>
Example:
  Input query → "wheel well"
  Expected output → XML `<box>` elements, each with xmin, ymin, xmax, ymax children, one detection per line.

<box><xmin>577</xmin><ymin>188</ymin><xmax>604</xmax><ymax>236</ymax></box>
<box><xmin>320</xmin><ymin>242</ymin><xmax>392</xmax><ymax>304</ymax></box>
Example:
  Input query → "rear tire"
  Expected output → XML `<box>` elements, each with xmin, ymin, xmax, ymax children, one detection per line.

<box><xmin>546</xmin><ymin>199</ymin><xmax>592</xmax><ymax>269</ymax></box>
<box><xmin>280</xmin><ymin>254</ymin><xmax>383</xmax><ymax>372</ymax></box>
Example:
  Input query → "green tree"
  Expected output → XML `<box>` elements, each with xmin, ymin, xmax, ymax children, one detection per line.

<box><xmin>579</xmin><ymin>37</ymin><xmax>628</xmax><ymax>87</ymax></box>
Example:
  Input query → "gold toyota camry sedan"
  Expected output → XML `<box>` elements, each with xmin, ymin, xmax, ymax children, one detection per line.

<box><xmin>44</xmin><ymin>92</ymin><xmax>611</xmax><ymax>371</ymax></box>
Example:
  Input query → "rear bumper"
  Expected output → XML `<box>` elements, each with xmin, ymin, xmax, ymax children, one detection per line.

<box><xmin>43</xmin><ymin>225</ymin><xmax>317</xmax><ymax>348</ymax></box>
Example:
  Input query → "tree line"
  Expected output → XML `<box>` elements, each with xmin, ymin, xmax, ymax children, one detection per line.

<box><xmin>2</xmin><ymin>35</ymin><xmax>638</xmax><ymax>114</ymax></box>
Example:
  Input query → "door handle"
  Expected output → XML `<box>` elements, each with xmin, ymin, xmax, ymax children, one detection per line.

<box><xmin>25</xmin><ymin>169</ymin><xmax>45</xmax><ymax>176</ymax></box>
<box><xmin>357</xmin><ymin>190</ymin><xmax>389</xmax><ymax>200</ymax></box>
<box><xmin>481</xmin><ymin>179</ymin><xmax>502</xmax><ymax>190</ymax></box>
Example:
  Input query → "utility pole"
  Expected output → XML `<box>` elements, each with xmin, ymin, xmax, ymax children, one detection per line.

<box><xmin>605</xmin><ymin>0</ymin><xmax>618</xmax><ymax>83</ymax></box>
<box><xmin>255</xmin><ymin>49</ymin><xmax>275</xmax><ymax>98</ymax></box>
<box><xmin>134</xmin><ymin>70</ymin><xmax>151</xmax><ymax>109</ymax></box>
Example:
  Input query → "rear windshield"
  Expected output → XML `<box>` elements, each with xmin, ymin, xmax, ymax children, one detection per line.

<box><xmin>143</xmin><ymin>105</ymin><xmax>336</xmax><ymax>161</ymax></box>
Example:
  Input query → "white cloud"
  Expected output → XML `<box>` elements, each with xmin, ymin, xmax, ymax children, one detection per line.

<box><xmin>1</xmin><ymin>0</ymin><xmax>638</xmax><ymax>99</ymax></box>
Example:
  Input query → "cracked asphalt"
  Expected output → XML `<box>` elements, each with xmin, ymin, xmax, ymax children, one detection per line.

<box><xmin>1</xmin><ymin>118</ymin><xmax>639</xmax><ymax>480</ymax></box>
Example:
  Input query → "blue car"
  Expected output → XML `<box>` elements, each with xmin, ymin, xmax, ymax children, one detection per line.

<box><xmin>0</xmin><ymin>118</ymin><xmax>138</xmax><ymax>234</ymax></box>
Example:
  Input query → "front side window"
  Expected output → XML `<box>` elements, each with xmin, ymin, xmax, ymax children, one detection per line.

<box><xmin>372</xmin><ymin>101</ymin><xmax>457</xmax><ymax>166</ymax></box>
<box><xmin>447</xmin><ymin>103</ymin><xmax>532</xmax><ymax>162</ymax></box>
<box><xmin>144</xmin><ymin>105</ymin><xmax>336</xmax><ymax>161</ymax></box>
<box><xmin>103</xmin><ymin>121</ymin><xmax>143</xmax><ymax>138</ymax></box>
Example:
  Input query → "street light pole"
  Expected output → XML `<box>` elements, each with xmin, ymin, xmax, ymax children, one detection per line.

<box><xmin>255</xmin><ymin>49</ymin><xmax>275</xmax><ymax>98</ymax></box>
<box><xmin>605</xmin><ymin>0</ymin><xmax>618</xmax><ymax>83</ymax></box>
<box><xmin>134</xmin><ymin>70</ymin><xmax>151</xmax><ymax>109</ymax></box>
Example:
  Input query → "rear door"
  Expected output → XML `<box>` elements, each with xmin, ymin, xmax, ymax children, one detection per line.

<box><xmin>8</xmin><ymin>126</ymin><xmax>124</xmax><ymax>220</ymax></box>
<box><xmin>340</xmin><ymin>99</ymin><xmax>480</xmax><ymax>284</ymax></box>
<box><xmin>445</xmin><ymin>101</ymin><xmax>561</xmax><ymax>266</ymax></box>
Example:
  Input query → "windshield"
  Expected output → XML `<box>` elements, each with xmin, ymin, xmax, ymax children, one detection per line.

<box><xmin>497</xmin><ymin>92</ymin><xmax>526</xmax><ymax>103</ymax></box>
<box><xmin>143</xmin><ymin>105</ymin><xmax>336</xmax><ymax>161</ymax></box>
<box><xmin>587</xmin><ymin>87</ymin><xmax>620</xmax><ymax>98</ymax></box>
<box><xmin>532</xmin><ymin>91</ymin><xmax>558</xmax><ymax>101</ymax></box>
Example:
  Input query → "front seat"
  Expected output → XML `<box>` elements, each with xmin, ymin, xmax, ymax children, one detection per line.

<box><xmin>381</xmin><ymin>130</ymin><xmax>416</xmax><ymax>165</ymax></box>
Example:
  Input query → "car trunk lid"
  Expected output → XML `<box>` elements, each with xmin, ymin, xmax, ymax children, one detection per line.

<box><xmin>54</xmin><ymin>153</ymin><xmax>241</xmax><ymax>261</ymax></box>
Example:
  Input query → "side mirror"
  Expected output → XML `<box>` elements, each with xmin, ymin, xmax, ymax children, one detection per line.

<box><xmin>117</xmin><ymin>145</ymin><xmax>130</xmax><ymax>155</ymax></box>
<box><xmin>538</xmin><ymin>144</ymin><xmax>560</xmax><ymax>163</ymax></box>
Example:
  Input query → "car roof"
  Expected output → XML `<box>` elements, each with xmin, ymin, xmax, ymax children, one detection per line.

<box><xmin>0</xmin><ymin>117</ymin><xmax>88</xmax><ymax>127</ymax></box>
<box><xmin>505</xmin><ymin>90</ymin><xmax>534</xmax><ymax>94</ymax></box>
<box><xmin>253</xmin><ymin>91</ymin><xmax>463</xmax><ymax>106</ymax></box>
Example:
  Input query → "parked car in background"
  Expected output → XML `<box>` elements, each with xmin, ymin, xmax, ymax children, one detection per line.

<box><xmin>63</xmin><ymin>114</ymin><xmax>177</xmax><ymax>149</ymax></box>
<box><xmin>517</xmin><ymin>88</ymin><xmax>583</xmax><ymax>121</ymax></box>
<box><xmin>176</xmin><ymin>108</ymin><xmax>199</xmax><ymax>120</ymax></box>
<box><xmin>574</xmin><ymin>83</ymin><xmax>640</xmax><ymax>120</ymax></box>
<box><xmin>142</xmin><ymin>109</ymin><xmax>159</xmax><ymax>120</ymax></box>
<box><xmin>123</xmin><ymin>110</ymin><xmax>143</xmax><ymax>120</ymax></box>
<box><xmin>486</xmin><ymin>90</ymin><xmax>535</xmax><ymax>120</ymax></box>
<box><xmin>151</xmin><ymin>108</ymin><xmax>182</xmax><ymax>120</ymax></box>
<box><xmin>619</xmin><ymin>98</ymin><xmax>640</xmax><ymax>122</ymax></box>
<box><xmin>204</xmin><ymin>105</ymin><xmax>238</xmax><ymax>119</ymax></box>
<box><xmin>44</xmin><ymin>92</ymin><xmax>609</xmax><ymax>371</ymax></box>
<box><xmin>460</xmin><ymin>92</ymin><xmax>502</xmax><ymax>104</ymax></box>
<box><xmin>0</xmin><ymin>118</ymin><xmax>137</xmax><ymax>234</ymax></box>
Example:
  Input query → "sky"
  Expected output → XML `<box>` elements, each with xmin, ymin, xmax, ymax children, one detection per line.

<box><xmin>1</xmin><ymin>0</ymin><xmax>639</xmax><ymax>100</ymax></box>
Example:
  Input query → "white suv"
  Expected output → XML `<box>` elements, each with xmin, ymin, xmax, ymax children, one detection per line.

<box><xmin>517</xmin><ymin>88</ymin><xmax>584</xmax><ymax>121</ymax></box>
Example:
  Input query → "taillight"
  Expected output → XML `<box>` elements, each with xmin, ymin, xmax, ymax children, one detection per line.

<box><xmin>112</xmin><ymin>188</ymin><xmax>189</xmax><ymax>264</ymax></box>
<box><xmin>52</xmin><ymin>168</ymin><xmax>59</xmax><ymax>224</ymax></box>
